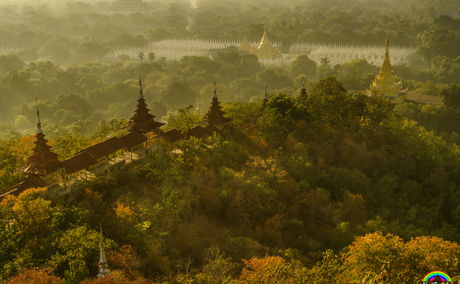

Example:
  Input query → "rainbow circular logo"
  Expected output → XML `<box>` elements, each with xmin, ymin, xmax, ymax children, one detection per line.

<box><xmin>422</xmin><ymin>271</ymin><xmax>452</xmax><ymax>283</ymax></box>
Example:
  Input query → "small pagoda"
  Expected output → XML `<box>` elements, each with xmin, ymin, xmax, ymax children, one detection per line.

<box><xmin>97</xmin><ymin>225</ymin><xmax>110</xmax><ymax>278</ymax></box>
<box><xmin>24</xmin><ymin>108</ymin><xmax>62</xmax><ymax>183</ymax></box>
<box><xmin>127</xmin><ymin>77</ymin><xmax>165</xmax><ymax>134</ymax></box>
<box><xmin>203</xmin><ymin>82</ymin><xmax>231</xmax><ymax>127</ymax></box>
<box><xmin>369</xmin><ymin>40</ymin><xmax>405</xmax><ymax>103</ymax></box>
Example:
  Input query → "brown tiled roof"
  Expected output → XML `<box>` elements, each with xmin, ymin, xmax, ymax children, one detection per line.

<box><xmin>188</xmin><ymin>125</ymin><xmax>207</xmax><ymax>138</ymax></box>
<box><xmin>188</xmin><ymin>125</ymin><xmax>219</xmax><ymax>138</ymax></box>
<box><xmin>405</xmin><ymin>91</ymin><xmax>444</xmax><ymax>105</ymax></box>
<box><xmin>77</xmin><ymin>137</ymin><xmax>124</xmax><ymax>160</ymax></box>
<box><xmin>162</xmin><ymin>129</ymin><xmax>185</xmax><ymax>143</ymax></box>
<box><xmin>1</xmin><ymin>175</ymin><xmax>48</xmax><ymax>198</ymax></box>
<box><xmin>63</xmin><ymin>152</ymin><xmax>98</xmax><ymax>175</ymax></box>
<box><xmin>118</xmin><ymin>132</ymin><xmax>147</xmax><ymax>148</ymax></box>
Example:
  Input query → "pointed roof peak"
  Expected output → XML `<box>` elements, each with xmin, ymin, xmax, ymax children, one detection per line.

<box><xmin>213</xmin><ymin>81</ymin><xmax>217</xmax><ymax>97</ymax></box>
<box><xmin>138</xmin><ymin>76</ymin><xmax>144</xmax><ymax>99</ymax></box>
<box><xmin>36</xmin><ymin>108</ymin><xmax>42</xmax><ymax>134</ymax></box>
<box><xmin>35</xmin><ymin>97</ymin><xmax>42</xmax><ymax>134</ymax></box>
<box><xmin>385</xmin><ymin>39</ymin><xmax>390</xmax><ymax>58</ymax></box>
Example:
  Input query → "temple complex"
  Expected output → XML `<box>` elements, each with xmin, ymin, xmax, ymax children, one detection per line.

<box><xmin>24</xmin><ymin>108</ymin><xmax>63</xmax><ymax>185</ymax></box>
<box><xmin>369</xmin><ymin>40</ymin><xmax>405</xmax><ymax>103</ymax></box>
<box><xmin>1</xmin><ymin>78</ymin><xmax>233</xmax><ymax>199</ymax></box>
<box><xmin>240</xmin><ymin>29</ymin><xmax>281</xmax><ymax>59</ymax></box>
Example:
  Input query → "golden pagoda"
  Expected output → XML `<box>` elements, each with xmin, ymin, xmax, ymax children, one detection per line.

<box><xmin>369</xmin><ymin>40</ymin><xmax>405</xmax><ymax>103</ymax></box>
<box><xmin>240</xmin><ymin>28</ymin><xmax>281</xmax><ymax>59</ymax></box>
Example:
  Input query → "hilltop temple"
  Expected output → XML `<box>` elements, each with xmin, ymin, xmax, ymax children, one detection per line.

<box><xmin>1</xmin><ymin>79</ymin><xmax>233</xmax><ymax>198</ymax></box>
<box><xmin>369</xmin><ymin>40</ymin><xmax>405</xmax><ymax>103</ymax></box>
<box><xmin>240</xmin><ymin>29</ymin><xmax>281</xmax><ymax>59</ymax></box>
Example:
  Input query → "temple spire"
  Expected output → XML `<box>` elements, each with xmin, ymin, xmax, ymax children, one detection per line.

<box><xmin>24</xmin><ymin>108</ymin><xmax>62</xmax><ymax>176</ymax></box>
<box><xmin>127</xmin><ymin>76</ymin><xmax>165</xmax><ymax>133</ymax></box>
<box><xmin>385</xmin><ymin>39</ymin><xmax>390</xmax><ymax>58</ymax></box>
<box><xmin>203</xmin><ymin>81</ymin><xmax>231</xmax><ymax>127</ymax></box>
<box><xmin>97</xmin><ymin>224</ymin><xmax>110</xmax><ymax>278</ymax></box>
<box><xmin>36</xmin><ymin>106</ymin><xmax>42</xmax><ymax>134</ymax></box>
<box><xmin>369</xmin><ymin>39</ymin><xmax>405</xmax><ymax>102</ymax></box>
<box><xmin>138</xmin><ymin>76</ymin><xmax>144</xmax><ymax>99</ymax></box>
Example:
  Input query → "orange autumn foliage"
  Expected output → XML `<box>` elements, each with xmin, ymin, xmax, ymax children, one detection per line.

<box><xmin>7</xmin><ymin>268</ymin><xmax>62</xmax><ymax>284</ymax></box>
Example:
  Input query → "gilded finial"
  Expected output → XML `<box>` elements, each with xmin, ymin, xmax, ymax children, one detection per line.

<box><xmin>385</xmin><ymin>39</ymin><xmax>390</xmax><ymax>58</ymax></box>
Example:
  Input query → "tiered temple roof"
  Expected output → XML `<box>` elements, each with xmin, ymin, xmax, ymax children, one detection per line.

<box><xmin>203</xmin><ymin>82</ymin><xmax>231</xmax><ymax>127</ymax></box>
<box><xmin>24</xmin><ymin>109</ymin><xmax>62</xmax><ymax>176</ymax></box>
<box><xmin>369</xmin><ymin>40</ymin><xmax>405</xmax><ymax>102</ymax></box>
<box><xmin>127</xmin><ymin>78</ymin><xmax>165</xmax><ymax>133</ymax></box>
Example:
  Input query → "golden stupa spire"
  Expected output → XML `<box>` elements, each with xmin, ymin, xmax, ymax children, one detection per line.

<box><xmin>369</xmin><ymin>39</ymin><xmax>404</xmax><ymax>102</ymax></box>
<box><xmin>257</xmin><ymin>26</ymin><xmax>271</xmax><ymax>49</ymax></box>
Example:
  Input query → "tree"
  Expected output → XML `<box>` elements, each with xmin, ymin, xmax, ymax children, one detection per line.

<box><xmin>417</xmin><ymin>28</ymin><xmax>460</xmax><ymax>63</ymax></box>
<box><xmin>7</xmin><ymin>268</ymin><xmax>62</xmax><ymax>284</ymax></box>
<box><xmin>441</xmin><ymin>84</ymin><xmax>460</xmax><ymax>107</ymax></box>
<box><xmin>138</xmin><ymin>52</ymin><xmax>145</xmax><ymax>62</ymax></box>
<box><xmin>291</xmin><ymin>55</ymin><xmax>317</xmax><ymax>79</ymax></box>
<box><xmin>238</xmin><ymin>256</ymin><xmax>308</xmax><ymax>283</ymax></box>
<box><xmin>256</xmin><ymin>68</ymin><xmax>292</xmax><ymax>90</ymax></box>
<box><xmin>161</xmin><ymin>81</ymin><xmax>197</xmax><ymax>110</ymax></box>
<box><xmin>148</xmin><ymin>52</ymin><xmax>155</xmax><ymax>63</ymax></box>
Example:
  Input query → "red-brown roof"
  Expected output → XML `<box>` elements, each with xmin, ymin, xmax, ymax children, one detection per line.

<box><xmin>405</xmin><ymin>91</ymin><xmax>444</xmax><ymax>105</ymax></box>
<box><xmin>63</xmin><ymin>152</ymin><xmax>98</xmax><ymax>175</ymax></box>
<box><xmin>118</xmin><ymin>132</ymin><xmax>147</xmax><ymax>148</ymax></box>
<box><xmin>77</xmin><ymin>137</ymin><xmax>124</xmax><ymax>160</ymax></box>
<box><xmin>162</xmin><ymin>129</ymin><xmax>185</xmax><ymax>143</ymax></box>
<box><xmin>0</xmin><ymin>175</ymin><xmax>48</xmax><ymax>198</ymax></box>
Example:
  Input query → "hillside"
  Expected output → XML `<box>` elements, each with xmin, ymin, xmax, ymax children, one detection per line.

<box><xmin>2</xmin><ymin>78</ymin><xmax>460</xmax><ymax>283</ymax></box>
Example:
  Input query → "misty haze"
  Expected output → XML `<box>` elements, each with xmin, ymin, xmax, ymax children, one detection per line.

<box><xmin>0</xmin><ymin>0</ymin><xmax>459</xmax><ymax>283</ymax></box>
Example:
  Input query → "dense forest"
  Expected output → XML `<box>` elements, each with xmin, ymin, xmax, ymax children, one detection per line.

<box><xmin>1</xmin><ymin>0</ymin><xmax>460</xmax><ymax>283</ymax></box>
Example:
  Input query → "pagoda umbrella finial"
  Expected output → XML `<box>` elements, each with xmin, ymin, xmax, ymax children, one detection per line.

<box><xmin>138</xmin><ymin>76</ymin><xmax>144</xmax><ymax>99</ymax></box>
<box><xmin>213</xmin><ymin>80</ymin><xmax>217</xmax><ymax>97</ymax></box>
<box><xmin>35</xmin><ymin>97</ymin><xmax>42</xmax><ymax>133</ymax></box>
<box><xmin>385</xmin><ymin>39</ymin><xmax>390</xmax><ymax>58</ymax></box>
